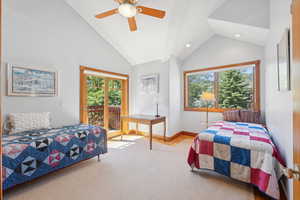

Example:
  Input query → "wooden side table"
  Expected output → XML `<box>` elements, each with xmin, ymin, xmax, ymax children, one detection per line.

<box><xmin>120</xmin><ymin>115</ymin><xmax>166</xmax><ymax>150</ymax></box>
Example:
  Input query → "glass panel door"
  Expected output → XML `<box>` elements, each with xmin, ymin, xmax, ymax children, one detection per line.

<box><xmin>80</xmin><ymin>66</ymin><xmax>128</xmax><ymax>135</ymax></box>
<box><xmin>108</xmin><ymin>79</ymin><xmax>122</xmax><ymax>131</ymax></box>
<box><xmin>85</xmin><ymin>76</ymin><xmax>125</xmax><ymax>132</ymax></box>
<box><xmin>86</xmin><ymin>76</ymin><xmax>105</xmax><ymax>127</ymax></box>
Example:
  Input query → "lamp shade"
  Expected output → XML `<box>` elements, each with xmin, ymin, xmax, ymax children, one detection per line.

<box><xmin>201</xmin><ymin>92</ymin><xmax>215</xmax><ymax>101</ymax></box>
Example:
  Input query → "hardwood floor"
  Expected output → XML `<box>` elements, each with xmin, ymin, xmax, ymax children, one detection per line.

<box><xmin>153</xmin><ymin>135</ymin><xmax>194</xmax><ymax>146</ymax></box>
<box><xmin>123</xmin><ymin>131</ymin><xmax>196</xmax><ymax>146</ymax></box>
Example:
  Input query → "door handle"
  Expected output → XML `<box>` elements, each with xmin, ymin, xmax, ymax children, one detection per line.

<box><xmin>283</xmin><ymin>164</ymin><xmax>300</xmax><ymax>180</ymax></box>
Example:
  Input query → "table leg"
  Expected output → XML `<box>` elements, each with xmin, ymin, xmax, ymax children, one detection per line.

<box><xmin>163</xmin><ymin>119</ymin><xmax>166</xmax><ymax>142</ymax></box>
<box><xmin>136</xmin><ymin>122</ymin><xmax>139</xmax><ymax>135</ymax></box>
<box><xmin>121</xmin><ymin>119</ymin><xmax>123</xmax><ymax>141</ymax></box>
<box><xmin>150</xmin><ymin>122</ymin><xmax>153</xmax><ymax>150</ymax></box>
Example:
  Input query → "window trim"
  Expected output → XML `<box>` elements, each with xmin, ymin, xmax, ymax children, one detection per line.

<box><xmin>184</xmin><ymin>60</ymin><xmax>261</xmax><ymax>113</ymax></box>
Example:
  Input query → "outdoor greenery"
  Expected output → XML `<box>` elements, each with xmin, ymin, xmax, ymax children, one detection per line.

<box><xmin>218</xmin><ymin>69</ymin><xmax>252</xmax><ymax>109</ymax></box>
<box><xmin>188</xmin><ymin>72</ymin><xmax>214</xmax><ymax>108</ymax></box>
<box><xmin>188</xmin><ymin>67</ymin><xmax>253</xmax><ymax>109</ymax></box>
<box><xmin>86</xmin><ymin>76</ymin><xmax>122</xmax><ymax>129</ymax></box>
<box><xmin>87</xmin><ymin>76</ymin><xmax>122</xmax><ymax>106</ymax></box>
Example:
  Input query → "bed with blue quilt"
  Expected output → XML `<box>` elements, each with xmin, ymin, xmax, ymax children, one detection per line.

<box><xmin>2</xmin><ymin>124</ymin><xmax>107</xmax><ymax>190</ymax></box>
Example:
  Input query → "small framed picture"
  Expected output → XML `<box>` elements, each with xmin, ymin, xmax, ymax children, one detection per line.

<box><xmin>277</xmin><ymin>29</ymin><xmax>291</xmax><ymax>91</ymax></box>
<box><xmin>140</xmin><ymin>74</ymin><xmax>159</xmax><ymax>94</ymax></box>
<box><xmin>7</xmin><ymin>64</ymin><xmax>58</xmax><ymax>97</ymax></box>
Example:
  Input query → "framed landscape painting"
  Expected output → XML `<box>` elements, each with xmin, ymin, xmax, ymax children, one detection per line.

<box><xmin>277</xmin><ymin>29</ymin><xmax>291</xmax><ymax>91</ymax></box>
<box><xmin>7</xmin><ymin>64</ymin><xmax>58</xmax><ymax>97</ymax></box>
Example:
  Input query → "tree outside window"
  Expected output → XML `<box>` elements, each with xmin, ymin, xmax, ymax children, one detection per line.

<box><xmin>185</xmin><ymin>61</ymin><xmax>259</xmax><ymax>112</ymax></box>
<box><xmin>187</xmin><ymin>72</ymin><xmax>214</xmax><ymax>108</ymax></box>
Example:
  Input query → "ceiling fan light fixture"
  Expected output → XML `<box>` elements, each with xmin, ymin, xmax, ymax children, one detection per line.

<box><xmin>118</xmin><ymin>3</ymin><xmax>137</xmax><ymax>18</ymax></box>
<box><xmin>185</xmin><ymin>43</ymin><xmax>191</xmax><ymax>48</ymax></box>
<box><xmin>234</xmin><ymin>34</ymin><xmax>241</xmax><ymax>38</ymax></box>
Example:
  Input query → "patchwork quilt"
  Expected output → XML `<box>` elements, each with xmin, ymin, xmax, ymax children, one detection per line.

<box><xmin>187</xmin><ymin>121</ymin><xmax>285</xmax><ymax>200</ymax></box>
<box><xmin>2</xmin><ymin>124</ymin><xmax>107</xmax><ymax>190</ymax></box>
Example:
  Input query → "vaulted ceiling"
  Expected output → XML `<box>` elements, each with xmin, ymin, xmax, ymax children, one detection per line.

<box><xmin>64</xmin><ymin>0</ymin><xmax>270</xmax><ymax>66</ymax></box>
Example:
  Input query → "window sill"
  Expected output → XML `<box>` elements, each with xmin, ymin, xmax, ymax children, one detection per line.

<box><xmin>184</xmin><ymin>107</ymin><xmax>238</xmax><ymax>113</ymax></box>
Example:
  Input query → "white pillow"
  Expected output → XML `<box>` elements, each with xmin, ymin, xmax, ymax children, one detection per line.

<box><xmin>8</xmin><ymin>112</ymin><xmax>51</xmax><ymax>133</ymax></box>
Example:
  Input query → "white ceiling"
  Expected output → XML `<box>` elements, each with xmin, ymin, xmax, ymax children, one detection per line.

<box><xmin>210</xmin><ymin>0</ymin><xmax>270</xmax><ymax>29</ymax></box>
<box><xmin>208</xmin><ymin>19</ymin><xmax>269</xmax><ymax>46</ymax></box>
<box><xmin>64</xmin><ymin>0</ymin><xmax>270</xmax><ymax>66</ymax></box>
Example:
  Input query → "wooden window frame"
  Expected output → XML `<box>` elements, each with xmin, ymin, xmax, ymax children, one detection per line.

<box><xmin>80</xmin><ymin>66</ymin><xmax>129</xmax><ymax>131</ymax></box>
<box><xmin>184</xmin><ymin>60</ymin><xmax>261</xmax><ymax>113</ymax></box>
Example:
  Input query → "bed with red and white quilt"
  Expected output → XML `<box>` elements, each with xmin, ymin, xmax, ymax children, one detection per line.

<box><xmin>187</xmin><ymin>121</ymin><xmax>285</xmax><ymax>200</ymax></box>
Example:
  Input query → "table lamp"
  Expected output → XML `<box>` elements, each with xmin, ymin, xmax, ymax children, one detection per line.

<box><xmin>201</xmin><ymin>92</ymin><xmax>215</xmax><ymax>128</ymax></box>
<box><xmin>153</xmin><ymin>93</ymin><xmax>160</xmax><ymax>117</ymax></box>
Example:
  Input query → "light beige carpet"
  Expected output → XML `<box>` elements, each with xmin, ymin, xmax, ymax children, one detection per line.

<box><xmin>4</xmin><ymin>135</ymin><xmax>254</xmax><ymax>200</ymax></box>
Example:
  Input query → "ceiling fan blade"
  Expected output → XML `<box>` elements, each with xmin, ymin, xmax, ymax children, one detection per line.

<box><xmin>128</xmin><ymin>17</ymin><xmax>137</xmax><ymax>32</ymax></box>
<box><xmin>95</xmin><ymin>9</ymin><xmax>118</xmax><ymax>19</ymax></box>
<box><xmin>137</xmin><ymin>6</ymin><xmax>166</xmax><ymax>19</ymax></box>
<box><xmin>114</xmin><ymin>0</ymin><xmax>124</xmax><ymax>4</ymax></box>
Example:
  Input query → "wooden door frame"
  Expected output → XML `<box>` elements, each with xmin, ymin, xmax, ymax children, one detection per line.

<box><xmin>1</xmin><ymin>0</ymin><xmax>3</xmax><ymax>198</ymax></box>
<box><xmin>292</xmin><ymin>0</ymin><xmax>300</xmax><ymax>199</ymax></box>
<box><xmin>79</xmin><ymin>66</ymin><xmax>129</xmax><ymax>132</ymax></box>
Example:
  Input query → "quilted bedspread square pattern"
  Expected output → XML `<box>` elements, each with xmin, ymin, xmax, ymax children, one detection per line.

<box><xmin>187</xmin><ymin>121</ymin><xmax>285</xmax><ymax>200</ymax></box>
<box><xmin>2</xmin><ymin>124</ymin><xmax>107</xmax><ymax>190</ymax></box>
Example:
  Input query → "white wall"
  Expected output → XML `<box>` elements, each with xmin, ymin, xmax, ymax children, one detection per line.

<box><xmin>130</xmin><ymin>57</ymin><xmax>182</xmax><ymax>137</ymax></box>
<box><xmin>130</xmin><ymin>60</ymin><xmax>170</xmax><ymax>136</ymax></box>
<box><xmin>168</xmin><ymin>57</ymin><xmax>182</xmax><ymax>135</ymax></box>
<box><xmin>264</xmin><ymin>0</ymin><xmax>293</xmax><ymax>199</ymax></box>
<box><xmin>2</xmin><ymin>0</ymin><xmax>132</xmax><ymax>128</ymax></box>
<box><xmin>131</xmin><ymin>35</ymin><xmax>265</xmax><ymax>136</ymax></box>
<box><xmin>182</xmin><ymin>35</ymin><xmax>265</xmax><ymax>133</ymax></box>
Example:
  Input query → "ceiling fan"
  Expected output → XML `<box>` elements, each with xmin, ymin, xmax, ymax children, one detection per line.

<box><xmin>95</xmin><ymin>0</ymin><xmax>166</xmax><ymax>32</ymax></box>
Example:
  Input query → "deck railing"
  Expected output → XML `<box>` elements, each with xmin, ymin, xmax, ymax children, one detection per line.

<box><xmin>87</xmin><ymin>105</ymin><xmax>121</xmax><ymax>130</ymax></box>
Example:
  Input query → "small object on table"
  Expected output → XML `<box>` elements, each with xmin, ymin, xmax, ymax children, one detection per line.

<box><xmin>121</xmin><ymin>115</ymin><xmax>166</xmax><ymax>150</ymax></box>
<box><xmin>154</xmin><ymin>94</ymin><xmax>160</xmax><ymax>118</ymax></box>
<box><xmin>155</xmin><ymin>103</ymin><xmax>160</xmax><ymax>118</ymax></box>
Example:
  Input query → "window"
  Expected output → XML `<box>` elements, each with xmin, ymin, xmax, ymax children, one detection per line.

<box><xmin>184</xmin><ymin>61</ymin><xmax>260</xmax><ymax>112</ymax></box>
